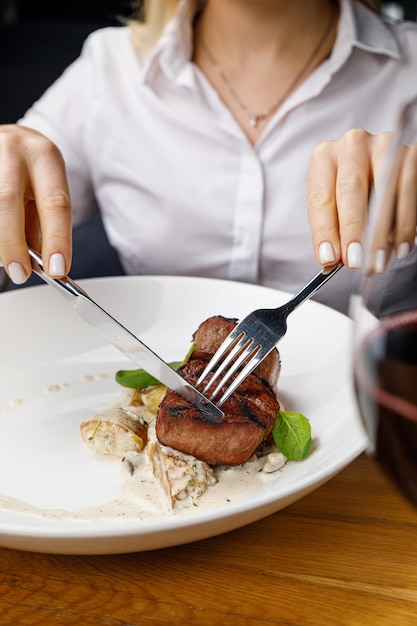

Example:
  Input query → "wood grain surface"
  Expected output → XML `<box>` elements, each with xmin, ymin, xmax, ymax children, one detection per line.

<box><xmin>0</xmin><ymin>453</ymin><xmax>416</xmax><ymax>626</ymax></box>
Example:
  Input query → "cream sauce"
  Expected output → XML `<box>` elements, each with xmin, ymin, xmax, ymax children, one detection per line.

<box><xmin>0</xmin><ymin>377</ymin><xmax>287</xmax><ymax>522</ymax></box>
<box><xmin>0</xmin><ymin>450</ymin><xmax>286</xmax><ymax>521</ymax></box>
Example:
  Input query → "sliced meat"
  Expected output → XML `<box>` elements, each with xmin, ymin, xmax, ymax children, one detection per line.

<box><xmin>156</xmin><ymin>358</ymin><xmax>279</xmax><ymax>466</ymax></box>
<box><xmin>192</xmin><ymin>315</ymin><xmax>281</xmax><ymax>394</ymax></box>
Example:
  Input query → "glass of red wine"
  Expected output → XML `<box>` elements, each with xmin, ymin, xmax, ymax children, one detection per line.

<box><xmin>353</xmin><ymin>100</ymin><xmax>417</xmax><ymax>505</ymax></box>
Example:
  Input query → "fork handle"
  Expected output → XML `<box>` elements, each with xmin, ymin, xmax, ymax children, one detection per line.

<box><xmin>283</xmin><ymin>263</ymin><xmax>343</xmax><ymax>314</ymax></box>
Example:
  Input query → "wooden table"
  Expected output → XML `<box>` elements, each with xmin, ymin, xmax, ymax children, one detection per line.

<box><xmin>0</xmin><ymin>453</ymin><xmax>416</xmax><ymax>626</ymax></box>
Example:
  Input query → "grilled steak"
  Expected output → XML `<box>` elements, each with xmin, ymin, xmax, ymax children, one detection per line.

<box><xmin>192</xmin><ymin>315</ymin><xmax>281</xmax><ymax>394</ymax></box>
<box><xmin>156</xmin><ymin>356</ymin><xmax>280</xmax><ymax>466</ymax></box>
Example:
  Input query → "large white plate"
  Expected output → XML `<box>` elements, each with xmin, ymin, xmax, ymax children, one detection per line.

<box><xmin>0</xmin><ymin>276</ymin><xmax>367</xmax><ymax>554</ymax></box>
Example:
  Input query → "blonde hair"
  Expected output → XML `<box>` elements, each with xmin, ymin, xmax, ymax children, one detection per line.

<box><xmin>129</xmin><ymin>0</ymin><xmax>381</xmax><ymax>49</ymax></box>
<box><xmin>129</xmin><ymin>0</ymin><xmax>180</xmax><ymax>49</ymax></box>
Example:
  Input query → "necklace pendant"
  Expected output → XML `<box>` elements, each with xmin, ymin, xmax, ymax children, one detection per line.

<box><xmin>249</xmin><ymin>113</ymin><xmax>266</xmax><ymax>128</ymax></box>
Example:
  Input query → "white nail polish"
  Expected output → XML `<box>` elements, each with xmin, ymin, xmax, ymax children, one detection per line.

<box><xmin>49</xmin><ymin>253</ymin><xmax>66</xmax><ymax>276</ymax></box>
<box><xmin>319</xmin><ymin>242</ymin><xmax>336</xmax><ymax>265</ymax></box>
<box><xmin>347</xmin><ymin>242</ymin><xmax>363</xmax><ymax>269</ymax></box>
<box><xmin>374</xmin><ymin>249</ymin><xmax>386</xmax><ymax>274</ymax></box>
<box><xmin>8</xmin><ymin>262</ymin><xmax>27</xmax><ymax>285</ymax></box>
<box><xmin>396</xmin><ymin>242</ymin><xmax>410</xmax><ymax>260</ymax></box>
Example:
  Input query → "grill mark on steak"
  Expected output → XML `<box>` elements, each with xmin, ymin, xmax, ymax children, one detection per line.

<box><xmin>165</xmin><ymin>398</ymin><xmax>269</xmax><ymax>429</ymax></box>
<box><xmin>156</xmin><ymin>357</ymin><xmax>280</xmax><ymax>466</ymax></box>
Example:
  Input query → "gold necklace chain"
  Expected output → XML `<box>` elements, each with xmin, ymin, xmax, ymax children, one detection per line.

<box><xmin>199</xmin><ymin>9</ymin><xmax>336</xmax><ymax>128</ymax></box>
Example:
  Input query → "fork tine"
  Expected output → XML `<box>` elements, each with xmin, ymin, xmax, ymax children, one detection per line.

<box><xmin>196</xmin><ymin>331</ymin><xmax>246</xmax><ymax>387</ymax></box>
<box><xmin>216</xmin><ymin>348</ymin><xmax>265</xmax><ymax>407</ymax></box>
<box><xmin>201</xmin><ymin>335</ymin><xmax>253</xmax><ymax>394</ymax></box>
<box><xmin>206</xmin><ymin>342</ymin><xmax>262</xmax><ymax>402</ymax></box>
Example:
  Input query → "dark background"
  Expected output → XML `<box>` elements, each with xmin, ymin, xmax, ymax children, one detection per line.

<box><xmin>2</xmin><ymin>0</ymin><xmax>133</xmax><ymax>24</ymax></box>
<box><xmin>0</xmin><ymin>0</ymin><xmax>134</xmax><ymax>124</ymax></box>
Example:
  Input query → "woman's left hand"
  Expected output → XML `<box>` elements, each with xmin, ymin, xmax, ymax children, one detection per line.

<box><xmin>307</xmin><ymin>128</ymin><xmax>417</xmax><ymax>271</ymax></box>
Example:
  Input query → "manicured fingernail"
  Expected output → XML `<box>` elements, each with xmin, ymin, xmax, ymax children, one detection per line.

<box><xmin>347</xmin><ymin>242</ymin><xmax>363</xmax><ymax>269</ymax></box>
<box><xmin>49</xmin><ymin>253</ymin><xmax>66</xmax><ymax>277</ymax></box>
<box><xmin>319</xmin><ymin>242</ymin><xmax>336</xmax><ymax>264</ymax></box>
<box><xmin>374</xmin><ymin>249</ymin><xmax>386</xmax><ymax>274</ymax></box>
<box><xmin>396</xmin><ymin>242</ymin><xmax>410</xmax><ymax>260</ymax></box>
<box><xmin>7</xmin><ymin>262</ymin><xmax>27</xmax><ymax>285</ymax></box>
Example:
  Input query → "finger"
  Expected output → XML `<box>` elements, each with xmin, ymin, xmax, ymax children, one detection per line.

<box><xmin>27</xmin><ymin>139</ymin><xmax>72</xmax><ymax>277</ymax></box>
<box><xmin>395</xmin><ymin>142</ymin><xmax>417</xmax><ymax>259</ymax></box>
<box><xmin>334</xmin><ymin>129</ymin><xmax>372</xmax><ymax>269</ymax></box>
<box><xmin>368</xmin><ymin>141</ymin><xmax>402</xmax><ymax>273</ymax></box>
<box><xmin>307</xmin><ymin>140</ymin><xmax>341</xmax><ymax>266</ymax></box>
<box><xmin>0</xmin><ymin>130</ymin><xmax>31</xmax><ymax>283</ymax></box>
<box><xmin>369</xmin><ymin>137</ymin><xmax>416</xmax><ymax>273</ymax></box>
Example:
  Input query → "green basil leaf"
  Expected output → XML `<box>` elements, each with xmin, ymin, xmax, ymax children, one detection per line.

<box><xmin>272</xmin><ymin>410</ymin><xmax>312</xmax><ymax>461</ymax></box>
<box><xmin>115</xmin><ymin>361</ymin><xmax>184</xmax><ymax>389</ymax></box>
<box><xmin>115</xmin><ymin>344</ymin><xmax>195</xmax><ymax>389</ymax></box>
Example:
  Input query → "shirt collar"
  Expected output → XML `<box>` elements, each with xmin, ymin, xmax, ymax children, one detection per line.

<box><xmin>331</xmin><ymin>0</ymin><xmax>400</xmax><ymax>69</ymax></box>
<box><xmin>138</xmin><ymin>0</ymin><xmax>401</xmax><ymax>87</ymax></box>
<box><xmin>139</xmin><ymin>0</ymin><xmax>199</xmax><ymax>86</ymax></box>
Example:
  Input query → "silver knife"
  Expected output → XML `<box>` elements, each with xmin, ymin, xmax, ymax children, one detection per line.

<box><xmin>28</xmin><ymin>248</ymin><xmax>224</xmax><ymax>421</ymax></box>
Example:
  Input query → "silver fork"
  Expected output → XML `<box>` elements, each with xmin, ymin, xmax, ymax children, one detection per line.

<box><xmin>196</xmin><ymin>263</ymin><xmax>343</xmax><ymax>406</ymax></box>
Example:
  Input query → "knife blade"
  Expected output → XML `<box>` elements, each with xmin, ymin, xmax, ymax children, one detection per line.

<box><xmin>28</xmin><ymin>248</ymin><xmax>224</xmax><ymax>421</ymax></box>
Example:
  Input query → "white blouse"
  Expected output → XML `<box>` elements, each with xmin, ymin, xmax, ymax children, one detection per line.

<box><xmin>20</xmin><ymin>0</ymin><xmax>417</xmax><ymax>313</ymax></box>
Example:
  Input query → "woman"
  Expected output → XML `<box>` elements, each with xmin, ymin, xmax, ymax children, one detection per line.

<box><xmin>0</xmin><ymin>0</ymin><xmax>416</xmax><ymax>313</ymax></box>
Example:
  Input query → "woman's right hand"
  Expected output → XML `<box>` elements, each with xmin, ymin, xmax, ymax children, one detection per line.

<box><xmin>0</xmin><ymin>124</ymin><xmax>72</xmax><ymax>284</ymax></box>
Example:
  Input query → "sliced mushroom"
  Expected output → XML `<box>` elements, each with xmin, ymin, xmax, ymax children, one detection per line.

<box><xmin>80</xmin><ymin>408</ymin><xmax>148</xmax><ymax>458</ymax></box>
<box><xmin>147</xmin><ymin>423</ymin><xmax>216</xmax><ymax>509</ymax></box>
<box><xmin>140</xmin><ymin>384</ymin><xmax>168</xmax><ymax>416</ymax></box>
<box><xmin>114</xmin><ymin>384</ymin><xmax>167</xmax><ymax>423</ymax></box>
